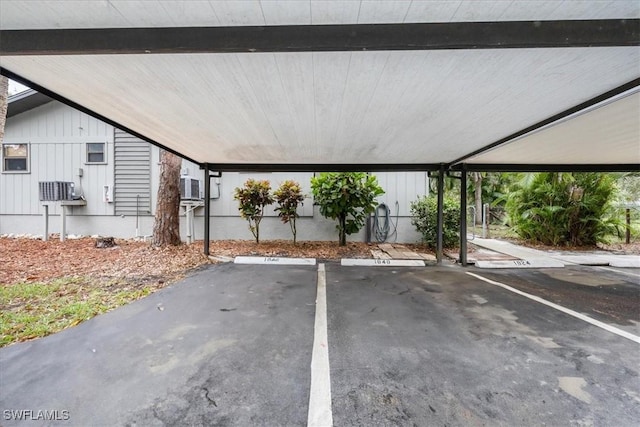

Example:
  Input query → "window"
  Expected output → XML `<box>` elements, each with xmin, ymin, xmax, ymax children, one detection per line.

<box><xmin>2</xmin><ymin>143</ymin><xmax>29</xmax><ymax>172</ymax></box>
<box><xmin>86</xmin><ymin>143</ymin><xmax>105</xmax><ymax>163</ymax></box>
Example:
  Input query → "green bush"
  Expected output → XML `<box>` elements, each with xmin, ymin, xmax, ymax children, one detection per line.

<box><xmin>274</xmin><ymin>180</ymin><xmax>305</xmax><ymax>245</ymax></box>
<box><xmin>233</xmin><ymin>179</ymin><xmax>274</xmax><ymax>243</ymax></box>
<box><xmin>410</xmin><ymin>196</ymin><xmax>460</xmax><ymax>248</ymax></box>
<box><xmin>311</xmin><ymin>172</ymin><xmax>384</xmax><ymax>246</ymax></box>
<box><xmin>506</xmin><ymin>172</ymin><xmax>620</xmax><ymax>246</ymax></box>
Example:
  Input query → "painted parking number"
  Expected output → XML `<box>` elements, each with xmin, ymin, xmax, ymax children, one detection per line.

<box><xmin>264</xmin><ymin>257</ymin><xmax>280</xmax><ymax>263</ymax></box>
<box><xmin>513</xmin><ymin>260</ymin><xmax>531</xmax><ymax>266</ymax></box>
<box><xmin>375</xmin><ymin>259</ymin><xmax>391</xmax><ymax>265</ymax></box>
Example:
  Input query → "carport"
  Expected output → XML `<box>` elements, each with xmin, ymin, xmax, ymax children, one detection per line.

<box><xmin>1</xmin><ymin>1</ymin><xmax>639</xmax><ymax>263</ymax></box>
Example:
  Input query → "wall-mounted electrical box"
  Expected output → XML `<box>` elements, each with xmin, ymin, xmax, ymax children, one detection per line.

<box><xmin>103</xmin><ymin>185</ymin><xmax>113</xmax><ymax>203</ymax></box>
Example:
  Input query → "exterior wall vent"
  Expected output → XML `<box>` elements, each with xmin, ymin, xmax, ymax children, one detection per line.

<box><xmin>39</xmin><ymin>181</ymin><xmax>75</xmax><ymax>201</ymax></box>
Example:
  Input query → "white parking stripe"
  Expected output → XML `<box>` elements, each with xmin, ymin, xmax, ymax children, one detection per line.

<box><xmin>308</xmin><ymin>263</ymin><xmax>333</xmax><ymax>427</ymax></box>
<box><xmin>467</xmin><ymin>272</ymin><xmax>640</xmax><ymax>345</ymax></box>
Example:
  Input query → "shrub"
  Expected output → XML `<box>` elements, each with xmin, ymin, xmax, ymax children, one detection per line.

<box><xmin>233</xmin><ymin>179</ymin><xmax>274</xmax><ymax>243</ymax></box>
<box><xmin>506</xmin><ymin>172</ymin><xmax>620</xmax><ymax>246</ymax></box>
<box><xmin>274</xmin><ymin>180</ymin><xmax>305</xmax><ymax>245</ymax></box>
<box><xmin>311</xmin><ymin>172</ymin><xmax>384</xmax><ymax>246</ymax></box>
<box><xmin>410</xmin><ymin>196</ymin><xmax>460</xmax><ymax>248</ymax></box>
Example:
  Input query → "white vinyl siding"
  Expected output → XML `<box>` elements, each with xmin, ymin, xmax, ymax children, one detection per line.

<box><xmin>114</xmin><ymin>130</ymin><xmax>151</xmax><ymax>216</ymax></box>
<box><xmin>0</xmin><ymin>101</ymin><xmax>114</xmax><ymax>216</ymax></box>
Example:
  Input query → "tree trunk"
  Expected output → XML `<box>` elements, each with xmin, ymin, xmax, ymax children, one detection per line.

<box><xmin>473</xmin><ymin>172</ymin><xmax>483</xmax><ymax>225</ymax></box>
<box><xmin>153</xmin><ymin>151</ymin><xmax>182</xmax><ymax>246</ymax></box>
<box><xmin>291</xmin><ymin>219</ymin><xmax>297</xmax><ymax>245</ymax></box>
<box><xmin>253</xmin><ymin>217</ymin><xmax>260</xmax><ymax>244</ymax></box>
<box><xmin>0</xmin><ymin>76</ymin><xmax>8</xmax><ymax>144</ymax></box>
<box><xmin>338</xmin><ymin>215</ymin><xmax>347</xmax><ymax>246</ymax></box>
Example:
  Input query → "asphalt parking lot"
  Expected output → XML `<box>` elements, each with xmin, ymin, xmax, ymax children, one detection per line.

<box><xmin>1</xmin><ymin>263</ymin><xmax>638</xmax><ymax>426</ymax></box>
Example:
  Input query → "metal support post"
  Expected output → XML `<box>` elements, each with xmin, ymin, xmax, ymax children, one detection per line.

<box><xmin>43</xmin><ymin>204</ymin><xmax>49</xmax><ymax>241</ymax></box>
<box><xmin>459</xmin><ymin>164</ymin><xmax>468</xmax><ymax>266</ymax></box>
<box><xmin>203</xmin><ymin>165</ymin><xmax>211</xmax><ymax>256</ymax></box>
<box><xmin>436</xmin><ymin>163</ymin><xmax>445</xmax><ymax>265</ymax></box>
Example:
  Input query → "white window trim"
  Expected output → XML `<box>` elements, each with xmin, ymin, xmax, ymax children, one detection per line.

<box><xmin>85</xmin><ymin>142</ymin><xmax>107</xmax><ymax>165</ymax></box>
<box><xmin>1</xmin><ymin>142</ymin><xmax>30</xmax><ymax>174</ymax></box>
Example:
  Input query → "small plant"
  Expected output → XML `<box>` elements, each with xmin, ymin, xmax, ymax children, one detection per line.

<box><xmin>274</xmin><ymin>180</ymin><xmax>305</xmax><ymax>245</ymax></box>
<box><xmin>311</xmin><ymin>172</ymin><xmax>384</xmax><ymax>246</ymax></box>
<box><xmin>233</xmin><ymin>179</ymin><xmax>274</xmax><ymax>244</ymax></box>
<box><xmin>410</xmin><ymin>196</ymin><xmax>460</xmax><ymax>248</ymax></box>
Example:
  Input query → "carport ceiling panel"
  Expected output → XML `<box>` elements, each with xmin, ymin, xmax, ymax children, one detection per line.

<box><xmin>465</xmin><ymin>91</ymin><xmax>640</xmax><ymax>165</ymax></box>
<box><xmin>2</xmin><ymin>47</ymin><xmax>638</xmax><ymax>165</ymax></box>
<box><xmin>2</xmin><ymin>1</ymin><xmax>639</xmax><ymax>29</ymax></box>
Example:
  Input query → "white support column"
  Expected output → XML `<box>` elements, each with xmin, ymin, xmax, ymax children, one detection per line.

<box><xmin>43</xmin><ymin>204</ymin><xmax>49</xmax><ymax>242</ymax></box>
<box><xmin>190</xmin><ymin>208</ymin><xmax>196</xmax><ymax>243</ymax></box>
<box><xmin>60</xmin><ymin>205</ymin><xmax>66</xmax><ymax>242</ymax></box>
<box><xmin>186</xmin><ymin>207</ymin><xmax>193</xmax><ymax>244</ymax></box>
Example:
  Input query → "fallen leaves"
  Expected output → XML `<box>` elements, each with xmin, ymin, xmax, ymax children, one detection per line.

<box><xmin>0</xmin><ymin>237</ymin><xmax>209</xmax><ymax>285</ymax></box>
<box><xmin>206</xmin><ymin>239</ymin><xmax>375</xmax><ymax>260</ymax></box>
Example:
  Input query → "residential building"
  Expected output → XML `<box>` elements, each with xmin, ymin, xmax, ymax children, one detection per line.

<box><xmin>0</xmin><ymin>90</ymin><xmax>428</xmax><ymax>243</ymax></box>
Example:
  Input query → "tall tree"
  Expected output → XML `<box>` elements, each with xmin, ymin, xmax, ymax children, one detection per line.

<box><xmin>0</xmin><ymin>76</ymin><xmax>8</xmax><ymax>144</ymax></box>
<box><xmin>472</xmin><ymin>172</ymin><xmax>483</xmax><ymax>225</ymax></box>
<box><xmin>152</xmin><ymin>150</ymin><xmax>182</xmax><ymax>246</ymax></box>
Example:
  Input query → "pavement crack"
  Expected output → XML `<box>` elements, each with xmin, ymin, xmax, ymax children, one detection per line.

<box><xmin>220</xmin><ymin>308</ymin><xmax>237</xmax><ymax>312</ymax></box>
<box><xmin>398</xmin><ymin>288</ymin><xmax>410</xmax><ymax>295</ymax></box>
<box><xmin>202</xmin><ymin>387</ymin><xmax>218</xmax><ymax>407</ymax></box>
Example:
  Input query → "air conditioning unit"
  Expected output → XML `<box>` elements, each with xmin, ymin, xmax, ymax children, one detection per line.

<box><xmin>39</xmin><ymin>181</ymin><xmax>75</xmax><ymax>201</ymax></box>
<box><xmin>180</xmin><ymin>176</ymin><xmax>203</xmax><ymax>200</ymax></box>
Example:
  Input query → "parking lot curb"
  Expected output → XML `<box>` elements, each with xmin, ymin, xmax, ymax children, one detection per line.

<box><xmin>234</xmin><ymin>256</ymin><xmax>317</xmax><ymax>265</ymax></box>
<box><xmin>341</xmin><ymin>259</ymin><xmax>425</xmax><ymax>267</ymax></box>
<box><xmin>475</xmin><ymin>258</ymin><xmax>564</xmax><ymax>268</ymax></box>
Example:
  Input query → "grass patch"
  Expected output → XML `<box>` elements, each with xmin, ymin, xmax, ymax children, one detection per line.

<box><xmin>0</xmin><ymin>277</ymin><xmax>152</xmax><ymax>347</ymax></box>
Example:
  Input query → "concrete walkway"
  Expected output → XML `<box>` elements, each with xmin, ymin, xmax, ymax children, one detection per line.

<box><xmin>470</xmin><ymin>238</ymin><xmax>639</xmax><ymax>269</ymax></box>
<box><xmin>546</xmin><ymin>251</ymin><xmax>640</xmax><ymax>268</ymax></box>
<box><xmin>470</xmin><ymin>238</ymin><xmax>565</xmax><ymax>268</ymax></box>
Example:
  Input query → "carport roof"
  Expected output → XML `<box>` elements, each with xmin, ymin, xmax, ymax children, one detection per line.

<box><xmin>1</xmin><ymin>1</ymin><xmax>639</xmax><ymax>172</ymax></box>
